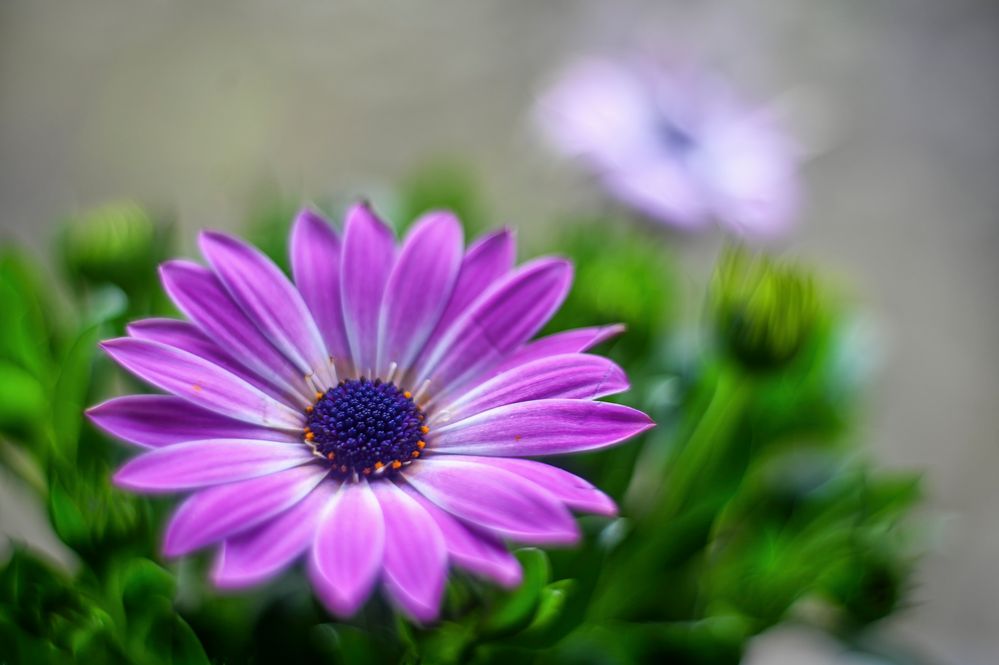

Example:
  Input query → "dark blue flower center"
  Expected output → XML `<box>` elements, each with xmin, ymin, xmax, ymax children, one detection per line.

<box><xmin>304</xmin><ymin>378</ymin><xmax>427</xmax><ymax>476</ymax></box>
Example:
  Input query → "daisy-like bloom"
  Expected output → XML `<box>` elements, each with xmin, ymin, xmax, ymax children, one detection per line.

<box><xmin>88</xmin><ymin>204</ymin><xmax>653</xmax><ymax>622</ymax></box>
<box><xmin>535</xmin><ymin>54</ymin><xmax>801</xmax><ymax>240</ymax></box>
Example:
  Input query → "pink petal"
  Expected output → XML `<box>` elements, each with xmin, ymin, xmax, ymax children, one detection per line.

<box><xmin>340</xmin><ymin>203</ymin><xmax>396</xmax><ymax>375</ymax></box>
<box><xmin>377</xmin><ymin>211</ymin><xmax>463</xmax><ymax>376</ymax></box>
<box><xmin>127</xmin><ymin>318</ymin><xmax>288</xmax><ymax>401</ymax></box>
<box><xmin>454</xmin><ymin>456</ymin><xmax>617</xmax><ymax>516</ymax></box>
<box><xmin>417</xmin><ymin>258</ymin><xmax>572</xmax><ymax>393</ymax></box>
<box><xmin>160</xmin><ymin>260</ymin><xmax>309</xmax><ymax>403</ymax></box>
<box><xmin>100</xmin><ymin>338</ymin><xmax>304</xmax><ymax>430</ymax></box>
<box><xmin>87</xmin><ymin>395</ymin><xmax>296</xmax><ymax>448</ymax></box>
<box><xmin>373</xmin><ymin>482</ymin><xmax>447</xmax><ymax>622</ymax></box>
<box><xmin>309</xmin><ymin>480</ymin><xmax>385</xmax><ymax>617</ymax></box>
<box><xmin>489</xmin><ymin>324</ymin><xmax>625</xmax><ymax>377</ymax></box>
<box><xmin>403</xmin><ymin>457</ymin><xmax>578</xmax><ymax>545</ymax></box>
<box><xmin>403</xmin><ymin>485</ymin><xmax>522</xmax><ymax>587</ymax></box>
<box><xmin>114</xmin><ymin>439</ymin><xmax>314</xmax><ymax>492</ymax></box>
<box><xmin>431</xmin><ymin>398</ymin><xmax>653</xmax><ymax>457</ymax></box>
<box><xmin>200</xmin><ymin>231</ymin><xmax>334</xmax><ymax>388</ymax></box>
<box><xmin>163</xmin><ymin>465</ymin><xmax>326</xmax><ymax>556</ymax></box>
<box><xmin>289</xmin><ymin>208</ymin><xmax>351</xmax><ymax>363</ymax></box>
<box><xmin>412</xmin><ymin>228</ymin><xmax>515</xmax><ymax>377</ymax></box>
<box><xmin>212</xmin><ymin>480</ymin><xmax>336</xmax><ymax>588</ymax></box>
<box><xmin>434</xmin><ymin>353</ymin><xmax>628</xmax><ymax>424</ymax></box>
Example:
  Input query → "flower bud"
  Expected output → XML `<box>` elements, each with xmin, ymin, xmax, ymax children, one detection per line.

<box><xmin>712</xmin><ymin>248</ymin><xmax>817</xmax><ymax>370</ymax></box>
<box><xmin>60</xmin><ymin>202</ymin><xmax>160</xmax><ymax>290</ymax></box>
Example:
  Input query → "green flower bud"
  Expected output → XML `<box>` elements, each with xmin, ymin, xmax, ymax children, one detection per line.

<box><xmin>712</xmin><ymin>248</ymin><xmax>818</xmax><ymax>370</ymax></box>
<box><xmin>60</xmin><ymin>202</ymin><xmax>161</xmax><ymax>290</ymax></box>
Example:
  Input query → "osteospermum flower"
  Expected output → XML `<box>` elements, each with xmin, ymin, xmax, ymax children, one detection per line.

<box><xmin>88</xmin><ymin>204</ymin><xmax>653</xmax><ymax>622</ymax></box>
<box><xmin>536</xmin><ymin>54</ymin><xmax>801</xmax><ymax>240</ymax></box>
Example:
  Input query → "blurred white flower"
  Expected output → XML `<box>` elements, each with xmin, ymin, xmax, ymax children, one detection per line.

<box><xmin>536</xmin><ymin>54</ymin><xmax>802</xmax><ymax>240</ymax></box>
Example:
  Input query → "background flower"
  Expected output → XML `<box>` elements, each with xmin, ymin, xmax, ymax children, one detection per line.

<box><xmin>536</xmin><ymin>54</ymin><xmax>802</xmax><ymax>240</ymax></box>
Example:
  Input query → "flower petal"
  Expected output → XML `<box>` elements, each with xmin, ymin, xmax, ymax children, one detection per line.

<box><xmin>403</xmin><ymin>485</ymin><xmax>521</xmax><ymax>587</ymax></box>
<box><xmin>127</xmin><ymin>318</ymin><xmax>287</xmax><ymax>401</ymax></box>
<box><xmin>434</xmin><ymin>353</ymin><xmax>628</xmax><ymax>424</ymax></box>
<box><xmin>403</xmin><ymin>457</ymin><xmax>578</xmax><ymax>545</ymax></box>
<box><xmin>488</xmin><ymin>324</ymin><xmax>625</xmax><ymax>377</ymax></box>
<box><xmin>417</xmin><ymin>258</ymin><xmax>573</xmax><ymax>393</ymax></box>
<box><xmin>100</xmin><ymin>338</ymin><xmax>303</xmax><ymax>430</ymax></box>
<box><xmin>412</xmin><ymin>228</ymin><xmax>515</xmax><ymax>377</ymax></box>
<box><xmin>310</xmin><ymin>480</ymin><xmax>385</xmax><ymax>617</ymax></box>
<box><xmin>114</xmin><ymin>440</ymin><xmax>314</xmax><ymax>492</ymax></box>
<box><xmin>431</xmin><ymin>399</ymin><xmax>653</xmax><ymax>457</ymax></box>
<box><xmin>377</xmin><ymin>211</ymin><xmax>463</xmax><ymax>376</ymax></box>
<box><xmin>212</xmin><ymin>480</ymin><xmax>336</xmax><ymax>588</ymax></box>
<box><xmin>160</xmin><ymin>260</ymin><xmax>309</xmax><ymax>403</ymax></box>
<box><xmin>290</xmin><ymin>208</ymin><xmax>351</xmax><ymax>362</ymax></box>
<box><xmin>163</xmin><ymin>465</ymin><xmax>326</xmax><ymax>556</ymax></box>
<box><xmin>453</xmin><ymin>457</ymin><xmax>617</xmax><ymax>516</ymax></box>
<box><xmin>200</xmin><ymin>230</ymin><xmax>334</xmax><ymax>388</ymax></box>
<box><xmin>86</xmin><ymin>395</ymin><xmax>295</xmax><ymax>448</ymax></box>
<box><xmin>340</xmin><ymin>203</ymin><xmax>396</xmax><ymax>375</ymax></box>
<box><xmin>373</xmin><ymin>482</ymin><xmax>446</xmax><ymax>622</ymax></box>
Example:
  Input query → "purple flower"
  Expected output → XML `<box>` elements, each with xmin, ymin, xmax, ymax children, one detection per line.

<box><xmin>88</xmin><ymin>204</ymin><xmax>653</xmax><ymax>622</ymax></box>
<box><xmin>536</xmin><ymin>55</ymin><xmax>802</xmax><ymax>240</ymax></box>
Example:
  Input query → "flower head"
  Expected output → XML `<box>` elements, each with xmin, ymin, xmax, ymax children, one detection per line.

<box><xmin>88</xmin><ymin>204</ymin><xmax>653</xmax><ymax>622</ymax></box>
<box><xmin>536</xmin><ymin>54</ymin><xmax>801</xmax><ymax>240</ymax></box>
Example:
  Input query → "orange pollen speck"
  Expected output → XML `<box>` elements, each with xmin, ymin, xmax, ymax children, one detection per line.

<box><xmin>192</xmin><ymin>384</ymin><xmax>202</xmax><ymax>392</ymax></box>
<box><xmin>417</xmin><ymin>440</ymin><xmax>426</xmax><ymax>449</ymax></box>
<box><xmin>403</xmin><ymin>391</ymin><xmax>412</xmax><ymax>399</ymax></box>
<box><xmin>315</xmin><ymin>391</ymin><xmax>324</xmax><ymax>400</ymax></box>
<box><xmin>326</xmin><ymin>452</ymin><xmax>335</xmax><ymax>461</ymax></box>
<box><xmin>391</xmin><ymin>460</ymin><xmax>402</xmax><ymax>470</ymax></box>
<box><xmin>374</xmin><ymin>461</ymin><xmax>384</xmax><ymax>470</ymax></box>
<box><xmin>411</xmin><ymin>451</ymin><xmax>420</xmax><ymax>458</ymax></box>
<box><xmin>305</xmin><ymin>432</ymin><xmax>315</xmax><ymax>441</ymax></box>
<box><xmin>305</xmin><ymin>405</ymin><xmax>314</xmax><ymax>413</ymax></box>
<box><xmin>420</xmin><ymin>425</ymin><xmax>430</xmax><ymax>434</ymax></box>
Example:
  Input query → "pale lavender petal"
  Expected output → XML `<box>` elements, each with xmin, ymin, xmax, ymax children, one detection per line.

<box><xmin>377</xmin><ymin>211</ymin><xmax>462</xmax><ymax>375</ymax></box>
<box><xmin>434</xmin><ymin>354</ymin><xmax>628</xmax><ymax>424</ymax></box>
<box><xmin>212</xmin><ymin>480</ymin><xmax>337</xmax><ymax>588</ymax></box>
<box><xmin>200</xmin><ymin>231</ymin><xmax>334</xmax><ymax>388</ymax></box>
<box><xmin>454</xmin><ymin>457</ymin><xmax>617</xmax><ymax>516</ymax></box>
<box><xmin>309</xmin><ymin>480</ymin><xmax>385</xmax><ymax>617</ymax></box>
<box><xmin>114</xmin><ymin>440</ymin><xmax>314</xmax><ymax>493</ymax></box>
<box><xmin>412</xmin><ymin>229</ymin><xmax>515</xmax><ymax>376</ymax></box>
<box><xmin>417</xmin><ymin>258</ymin><xmax>573</xmax><ymax>393</ymax></box>
<box><xmin>163</xmin><ymin>465</ymin><xmax>326</xmax><ymax>556</ymax></box>
<box><xmin>160</xmin><ymin>260</ymin><xmax>309</xmax><ymax>403</ymax></box>
<box><xmin>489</xmin><ymin>324</ymin><xmax>624</xmax><ymax>376</ymax></box>
<box><xmin>403</xmin><ymin>457</ymin><xmax>578</xmax><ymax>545</ymax></box>
<box><xmin>403</xmin><ymin>485</ymin><xmax>521</xmax><ymax>587</ymax></box>
<box><xmin>340</xmin><ymin>203</ymin><xmax>396</xmax><ymax>374</ymax></box>
<box><xmin>373</xmin><ymin>482</ymin><xmax>446</xmax><ymax>622</ymax></box>
<box><xmin>431</xmin><ymin>399</ymin><xmax>653</xmax><ymax>457</ymax></box>
<box><xmin>127</xmin><ymin>318</ymin><xmax>286</xmax><ymax>400</ymax></box>
<box><xmin>290</xmin><ymin>208</ymin><xmax>351</xmax><ymax>362</ymax></box>
<box><xmin>86</xmin><ymin>395</ymin><xmax>295</xmax><ymax>448</ymax></box>
<box><xmin>100</xmin><ymin>338</ymin><xmax>304</xmax><ymax>430</ymax></box>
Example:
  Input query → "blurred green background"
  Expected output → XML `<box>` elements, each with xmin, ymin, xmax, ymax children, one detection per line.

<box><xmin>0</xmin><ymin>1</ymin><xmax>997</xmax><ymax>664</ymax></box>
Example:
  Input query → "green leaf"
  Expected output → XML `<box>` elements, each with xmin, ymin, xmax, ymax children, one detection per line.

<box><xmin>48</xmin><ymin>477</ymin><xmax>90</xmax><ymax>551</ymax></box>
<box><xmin>51</xmin><ymin>325</ymin><xmax>100</xmax><ymax>463</ymax></box>
<box><xmin>513</xmin><ymin>579</ymin><xmax>578</xmax><ymax>647</ymax></box>
<box><xmin>0</xmin><ymin>359</ymin><xmax>46</xmax><ymax>434</ymax></box>
<box><xmin>479</xmin><ymin>549</ymin><xmax>550</xmax><ymax>639</ymax></box>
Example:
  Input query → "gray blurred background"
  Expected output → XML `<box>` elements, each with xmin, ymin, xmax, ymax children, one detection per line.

<box><xmin>0</xmin><ymin>1</ymin><xmax>996</xmax><ymax>663</ymax></box>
